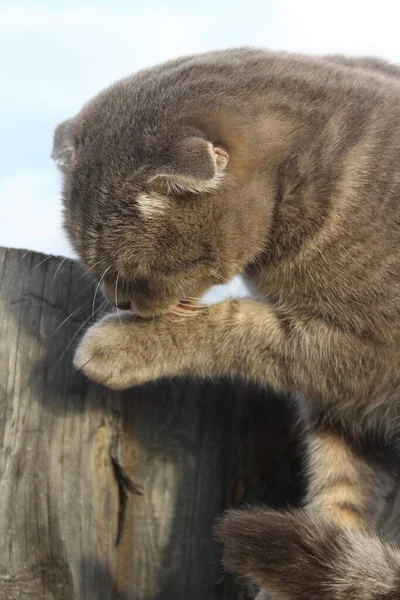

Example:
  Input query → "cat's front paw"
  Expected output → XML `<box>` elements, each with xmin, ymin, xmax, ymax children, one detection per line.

<box><xmin>73</xmin><ymin>313</ymin><xmax>154</xmax><ymax>390</ymax></box>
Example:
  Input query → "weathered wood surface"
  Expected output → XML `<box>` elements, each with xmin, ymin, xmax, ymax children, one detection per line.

<box><xmin>0</xmin><ymin>247</ymin><xmax>304</xmax><ymax>600</ymax></box>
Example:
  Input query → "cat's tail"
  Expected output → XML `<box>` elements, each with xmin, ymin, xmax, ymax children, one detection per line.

<box><xmin>218</xmin><ymin>507</ymin><xmax>400</xmax><ymax>599</ymax></box>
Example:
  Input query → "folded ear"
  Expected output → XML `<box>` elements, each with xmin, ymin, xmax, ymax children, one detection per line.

<box><xmin>148</xmin><ymin>137</ymin><xmax>229</xmax><ymax>195</ymax></box>
<box><xmin>51</xmin><ymin>118</ymin><xmax>75</xmax><ymax>173</ymax></box>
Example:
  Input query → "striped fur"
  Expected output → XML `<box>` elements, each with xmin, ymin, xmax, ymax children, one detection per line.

<box><xmin>219</xmin><ymin>508</ymin><xmax>400</xmax><ymax>600</ymax></box>
<box><xmin>53</xmin><ymin>49</ymin><xmax>400</xmax><ymax>598</ymax></box>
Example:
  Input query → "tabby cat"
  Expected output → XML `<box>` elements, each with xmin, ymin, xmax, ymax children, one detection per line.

<box><xmin>53</xmin><ymin>48</ymin><xmax>400</xmax><ymax>599</ymax></box>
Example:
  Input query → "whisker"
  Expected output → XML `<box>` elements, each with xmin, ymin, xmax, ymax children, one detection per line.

<box><xmin>49</xmin><ymin>301</ymin><xmax>92</xmax><ymax>341</ymax></box>
<box><xmin>51</xmin><ymin>257</ymin><xmax>67</xmax><ymax>295</ymax></box>
<box><xmin>75</xmin><ymin>258</ymin><xmax>108</xmax><ymax>284</ymax></box>
<box><xmin>69</xmin><ymin>279</ymin><xmax>98</xmax><ymax>304</ymax></box>
<box><xmin>115</xmin><ymin>273</ymin><xmax>126</xmax><ymax>329</ymax></box>
<box><xmin>31</xmin><ymin>255</ymin><xmax>54</xmax><ymax>271</ymax></box>
<box><xmin>210</xmin><ymin>269</ymin><xmax>229</xmax><ymax>284</ymax></box>
<box><xmin>92</xmin><ymin>265</ymin><xmax>112</xmax><ymax>323</ymax></box>
<box><xmin>22</xmin><ymin>250</ymin><xmax>31</xmax><ymax>258</ymax></box>
<box><xmin>54</xmin><ymin>300</ymin><xmax>108</xmax><ymax>370</ymax></box>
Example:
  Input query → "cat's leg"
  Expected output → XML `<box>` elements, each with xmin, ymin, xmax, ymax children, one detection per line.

<box><xmin>218</xmin><ymin>505</ymin><xmax>400</xmax><ymax>600</ymax></box>
<box><xmin>250</xmin><ymin>428</ymin><xmax>394</xmax><ymax>600</ymax></box>
<box><xmin>219</xmin><ymin>429</ymin><xmax>397</xmax><ymax>600</ymax></box>
<box><xmin>305</xmin><ymin>428</ymin><xmax>394</xmax><ymax>530</ymax></box>
<box><xmin>73</xmin><ymin>298</ymin><xmax>392</xmax><ymax>407</ymax></box>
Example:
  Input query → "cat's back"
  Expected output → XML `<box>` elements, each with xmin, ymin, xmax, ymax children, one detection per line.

<box><xmin>85</xmin><ymin>48</ymin><xmax>400</xmax><ymax>134</ymax></box>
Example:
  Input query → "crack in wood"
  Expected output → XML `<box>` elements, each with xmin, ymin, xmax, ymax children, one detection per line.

<box><xmin>110</xmin><ymin>454</ymin><xmax>144</xmax><ymax>547</ymax></box>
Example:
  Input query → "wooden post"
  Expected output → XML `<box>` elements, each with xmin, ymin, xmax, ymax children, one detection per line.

<box><xmin>0</xmin><ymin>247</ymin><xmax>304</xmax><ymax>600</ymax></box>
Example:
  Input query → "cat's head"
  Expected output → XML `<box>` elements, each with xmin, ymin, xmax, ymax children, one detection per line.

<box><xmin>52</xmin><ymin>56</ymin><xmax>270</xmax><ymax>316</ymax></box>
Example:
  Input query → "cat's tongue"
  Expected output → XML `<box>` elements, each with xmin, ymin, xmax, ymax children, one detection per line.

<box><xmin>166</xmin><ymin>302</ymin><xmax>198</xmax><ymax>317</ymax></box>
<box><xmin>176</xmin><ymin>303</ymin><xmax>195</xmax><ymax>311</ymax></box>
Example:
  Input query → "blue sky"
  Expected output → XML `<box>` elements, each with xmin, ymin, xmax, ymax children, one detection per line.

<box><xmin>2</xmin><ymin>0</ymin><xmax>400</xmax><ymax>260</ymax></box>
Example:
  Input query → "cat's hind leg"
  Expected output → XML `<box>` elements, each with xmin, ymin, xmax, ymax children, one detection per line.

<box><xmin>219</xmin><ymin>429</ymin><xmax>398</xmax><ymax>599</ymax></box>
<box><xmin>304</xmin><ymin>428</ymin><xmax>393</xmax><ymax>530</ymax></box>
<box><xmin>219</xmin><ymin>506</ymin><xmax>400</xmax><ymax>600</ymax></box>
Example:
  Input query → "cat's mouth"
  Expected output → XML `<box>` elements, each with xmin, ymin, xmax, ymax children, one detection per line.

<box><xmin>104</xmin><ymin>280</ymin><xmax>207</xmax><ymax>317</ymax></box>
<box><xmin>176</xmin><ymin>302</ymin><xmax>197</xmax><ymax>311</ymax></box>
<box><xmin>166</xmin><ymin>300</ymin><xmax>206</xmax><ymax>318</ymax></box>
<box><xmin>116</xmin><ymin>299</ymin><xmax>205</xmax><ymax>318</ymax></box>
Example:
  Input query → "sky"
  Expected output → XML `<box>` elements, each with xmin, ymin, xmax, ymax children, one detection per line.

<box><xmin>2</xmin><ymin>0</ymin><xmax>400</xmax><ymax>299</ymax></box>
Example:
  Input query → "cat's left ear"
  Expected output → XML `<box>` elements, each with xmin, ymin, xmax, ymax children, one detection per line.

<box><xmin>51</xmin><ymin>118</ymin><xmax>75</xmax><ymax>173</ymax></box>
<box><xmin>148</xmin><ymin>137</ymin><xmax>229</xmax><ymax>195</ymax></box>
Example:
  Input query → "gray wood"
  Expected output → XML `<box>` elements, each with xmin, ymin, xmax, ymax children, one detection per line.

<box><xmin>0</xmin><ymin>247</ymin><xmax>303</xmax><ymax>600</ymax></box>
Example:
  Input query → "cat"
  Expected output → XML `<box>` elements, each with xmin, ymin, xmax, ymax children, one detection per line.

<box><xmin>52</xmin><ymin>48</ymin><xmax>400</xmax><ymax>599</ymax></box>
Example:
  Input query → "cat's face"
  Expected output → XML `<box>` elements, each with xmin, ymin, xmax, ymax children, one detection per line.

<box><xmin>53</xmin><ymin>128</ymin><xmax>233</xmax><ymax>316</ymax></box>
<box><xmin>52</xmin><ymin>62</ymin><xmax>268</xmax><ymax>316</ymax></box>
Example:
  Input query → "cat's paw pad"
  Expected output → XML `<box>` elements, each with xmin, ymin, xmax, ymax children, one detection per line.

<box><xmin>73</xmin><ymin>313</ymin><xmax>151</xmax><ymax>390</ymax></box>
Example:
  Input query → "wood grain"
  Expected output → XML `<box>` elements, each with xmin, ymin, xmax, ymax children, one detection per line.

<box><xmin>0</xmin><ymin>247</ymin><xmax>304</xmax><ymax>600</ymax></box>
